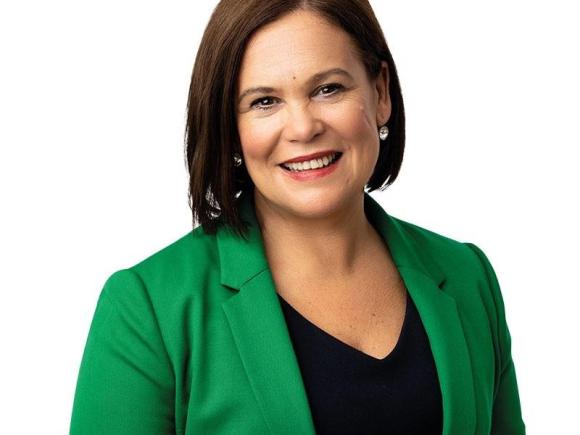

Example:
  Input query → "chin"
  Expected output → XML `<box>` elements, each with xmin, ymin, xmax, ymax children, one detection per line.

<box><xmin>279</xmin><ymin>190</ymin><xmax>352</xmax><ymax>218</ymax></box>
<box><xmin>255</xmin><ymin>182</ymin><xmax>362</xmax><ymax>217</ymax></box>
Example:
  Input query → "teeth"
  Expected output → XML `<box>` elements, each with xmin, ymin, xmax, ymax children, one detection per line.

<box><xmin>283</xmin><ymin>153</ymin><xmax>339</xmax><ymax>172</ymax></box>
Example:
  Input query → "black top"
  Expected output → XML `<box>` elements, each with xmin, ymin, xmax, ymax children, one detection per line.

<box><xmin>277</xmin><ymin>290</ymin><xmax>443</xmax><ymax>435</ymax></box>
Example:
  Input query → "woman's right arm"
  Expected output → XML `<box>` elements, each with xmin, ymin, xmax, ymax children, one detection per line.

<box><xmin>69</xmin><ymin>269</ymin><xmax>175</xmax><ymax>434</ymax></box>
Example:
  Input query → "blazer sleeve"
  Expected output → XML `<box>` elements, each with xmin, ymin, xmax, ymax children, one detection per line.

<box><xmin>465</xmin><ymin>243</ymin><xmax>526</xmax><ymax>435</ymax></box>
<box><xmin>69</xmin><ymin>269</ymin><xmax>175</xmax><ymax>435</ymax></box>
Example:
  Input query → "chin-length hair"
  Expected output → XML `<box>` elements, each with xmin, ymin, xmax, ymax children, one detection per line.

<box><xmin>185</xmin><ymin>0</ymin><xmax>405</xmax><ymax>238</ymax></box>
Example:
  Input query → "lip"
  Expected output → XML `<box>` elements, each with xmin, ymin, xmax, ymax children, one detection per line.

<box><xmin>280</xmin><ymin>150</ymin><xmax>341</xmax><ymax>165</ymax></box>
<box><xmin>279</xmin><ymin>151</ymin><xmax>343</xmax><ymax>182</ymax></box>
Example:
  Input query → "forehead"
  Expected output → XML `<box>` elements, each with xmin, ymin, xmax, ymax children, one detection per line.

<box><xmin>238</xmin><ymin>10</ymin><xmax>360</xmax><ymax>86</ymax></box>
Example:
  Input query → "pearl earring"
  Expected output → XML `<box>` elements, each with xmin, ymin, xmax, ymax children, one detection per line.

<box><xmin>233</xmin><ymin>153</ymin><xmax>243</xmax><ymax>167</ymax></box>
<box><xmin>379</xmin><ymin>125</ymin><xmax>389</xmax><ymax>141</ymax></box>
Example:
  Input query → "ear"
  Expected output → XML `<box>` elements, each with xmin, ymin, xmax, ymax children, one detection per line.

<box><xmin>374</xmin><ymin>61</ymin><xmax>391</xmax><ymax>126</ymax></box>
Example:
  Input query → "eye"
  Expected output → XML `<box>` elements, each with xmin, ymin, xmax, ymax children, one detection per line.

<box><xmin>250</xmin><ymin>96</ymin><xmax>278</xmax><ymax>111</ymax></box>
<box><xmin>248</xmin><ymin>83</ymin><xmax>345</xmax><ymax>112</ymax></box>
<box><xmin>316</xmin><ymin>83</ymin><xmax>345</xmax><ymax>96</ymax></box>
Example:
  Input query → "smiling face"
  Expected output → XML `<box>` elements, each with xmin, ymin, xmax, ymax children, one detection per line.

<box><xmin>236</xmin><ymin>9</ymin><xmax>391</xmax><ymax>222</ymax></box>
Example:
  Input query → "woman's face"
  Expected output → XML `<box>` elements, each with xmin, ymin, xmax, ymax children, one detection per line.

<box><xmin>236</xmin><ymin>10</ymin><xmax>391</xmax><ymax>222</ymax></box>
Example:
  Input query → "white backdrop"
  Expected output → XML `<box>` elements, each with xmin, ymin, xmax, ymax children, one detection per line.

<box><xmin>1</xmin><ymin>1</ymin><xmax>578</xmax><ymax>433</ymax></box>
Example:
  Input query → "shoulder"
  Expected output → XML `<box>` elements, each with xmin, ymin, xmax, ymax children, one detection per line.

<box><xmin>131</xmin><ymin>225</ymin><xmax>218</xmax><ymax>282</ymax></box>
<box><xmin>390</xmin><ymin>214</ymin><xmax>491</xmax><ymax>280</ymax></box>
<box><xmin>100</xmin><ymin>225</ymin><xmax>221</xmax><ymax>310</ymax></box>
<box><xmin>387</xmin><ymin>214</ymin><xmax>505</xmax><ymax>317</ymax></box>
<box><xmin>392</xmin><ymin>213</ymin><xmax>511</xmax><ymax>343</ymax></box>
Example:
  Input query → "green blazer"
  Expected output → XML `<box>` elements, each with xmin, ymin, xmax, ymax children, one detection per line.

<box><xmin>70</xmin><ymin>192</ymin><xmax>525</xmax><ymax>434</ymax></box>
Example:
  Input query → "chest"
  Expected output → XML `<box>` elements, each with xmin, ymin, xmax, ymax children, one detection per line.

<box><xmin>274</xmin><ymin>266</ymin><xmax>408</xmax><ymax>360</ymax></box>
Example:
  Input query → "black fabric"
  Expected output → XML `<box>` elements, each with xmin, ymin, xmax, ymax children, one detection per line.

<box><xmin>278</xmin><ymin>290</ymin><xmax>443</xmax><ymax>435</ymax></box>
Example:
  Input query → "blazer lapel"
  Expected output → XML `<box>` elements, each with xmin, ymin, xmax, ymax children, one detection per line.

<box><xmin>364</xmin><ymin>193</ymin><xmax>477</xmax><ymax>435</ymax></box>
<box><xmin>217</xmin><ymin>191</ymin><xmax>476</xmax><ymax>435</ymax></box>
<box><xmin>218</xmin><ymin>194</ymin><xmax>317</xmax><ymax>435</ymax></box>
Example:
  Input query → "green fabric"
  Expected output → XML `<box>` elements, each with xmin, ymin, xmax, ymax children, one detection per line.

<box><xmin>70</xmin><ymin>192</ymin><xmax>525</xmax><ymax>434</ymax></box>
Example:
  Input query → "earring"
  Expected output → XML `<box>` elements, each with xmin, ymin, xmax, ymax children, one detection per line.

<box><xmin>233</xmin><ymin>153</ymin><xmax>243</xmax><ymax>167</ymax></box>
<box><xmin>379</xmin><ymin>125</ymin><xmax>389</xmax><ymax>141</ymax></box>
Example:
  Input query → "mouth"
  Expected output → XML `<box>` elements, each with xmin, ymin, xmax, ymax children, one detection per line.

<box><xmin>279</xmin><ymin>152</ymin><xmax>343</xmax><ymax>172</ymax></box>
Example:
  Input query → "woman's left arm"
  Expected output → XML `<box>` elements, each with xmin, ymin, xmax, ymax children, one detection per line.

<box><xmin>465</xmin><ymin>243</ymin><xmax>526</xmax><ymax>435</ymax></box>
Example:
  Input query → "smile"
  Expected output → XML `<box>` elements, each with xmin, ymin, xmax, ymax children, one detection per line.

<box><xmin>278</xmin><ymin>152</ymin><xmax>343</xmax><ymax>182</ymax></box>
<box><xmin>280</xmin><ymin>152</ymin><xmax>342</xmax><ymax>172</ymax></box>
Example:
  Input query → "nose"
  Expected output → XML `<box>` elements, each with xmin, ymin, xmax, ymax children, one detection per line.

<box><xmin>282</xmin><ymin>102</ymin><xmax>324</xmax><ymax>143</ymax></box>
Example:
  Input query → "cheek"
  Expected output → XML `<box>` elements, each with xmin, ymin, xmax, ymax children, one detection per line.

<box><xmin>237</xmin><ymin>119</ymin><xmax>277</xmax><ymax>162</ymax></box>
<box><xmin>331</xmin><ymin>102</ymin><xmax>377</xmax><ymax>148</ymax></box>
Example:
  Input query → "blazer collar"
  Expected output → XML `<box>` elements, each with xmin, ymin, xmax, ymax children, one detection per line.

<box><xmin>216</xmin><ymin>192</ymin><xmax>476</xmax><ymax>435</ymax></box>
<box><xmin>216</xmin><ymin>191</ymin><xmax>445</xmax><ymax>289</ymax></box>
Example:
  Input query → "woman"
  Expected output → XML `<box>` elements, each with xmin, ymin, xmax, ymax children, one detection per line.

<box><xmin>70</xmin><ymin>1</ymin><xmax>525</xmax><ymax>434</ymax></box>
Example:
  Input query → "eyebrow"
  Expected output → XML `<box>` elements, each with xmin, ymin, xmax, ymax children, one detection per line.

<box><xmin>237</xmin><ymin>67</ymin><xmax>354</xmax><ymax>105</ymax></box>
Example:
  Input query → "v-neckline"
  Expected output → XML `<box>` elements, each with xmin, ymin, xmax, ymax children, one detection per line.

<box><xmin>277</xmin><ymin>290</ymin><xmax>410</xmax><ymax>362</ymax></box>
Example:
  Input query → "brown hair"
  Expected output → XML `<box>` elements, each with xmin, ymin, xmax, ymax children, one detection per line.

<box><xmin>185</xmin><ymin>0</ymin><xmax>405</xmax><ymax>238</ymax></box>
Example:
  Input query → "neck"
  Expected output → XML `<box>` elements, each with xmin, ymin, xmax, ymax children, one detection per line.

<box><xmin>253</xmin><ymin>190</ymin><xmax>375</xmax><ymax>280</ymax></box>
